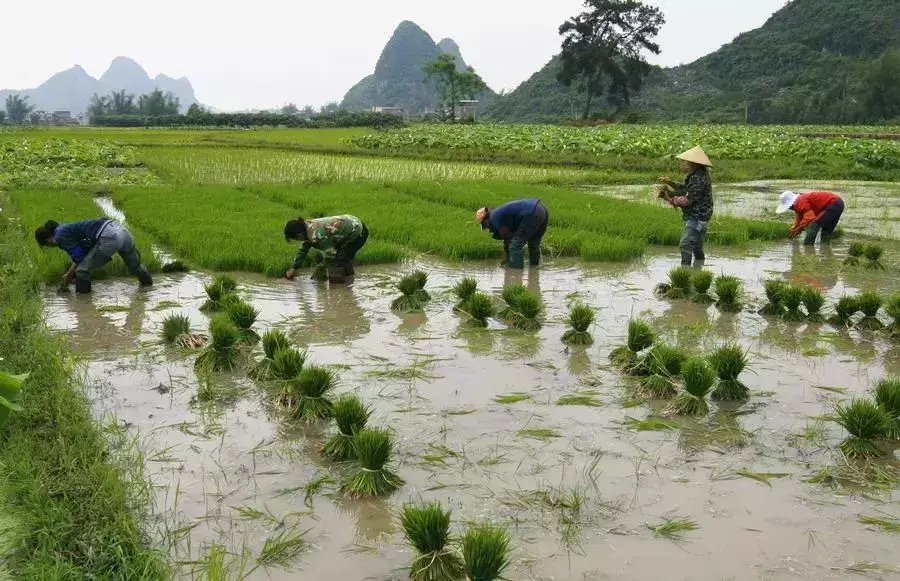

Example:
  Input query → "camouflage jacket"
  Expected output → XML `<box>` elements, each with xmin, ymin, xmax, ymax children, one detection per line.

<box><xmin>670</xmin><ymin>167</ymin><xmax>714</xmax><ymax>222</ymax></box>
<box><xmin>292</xmin><ymin>215</ymin><xmax>363</xmax><ymax>267</ymax></box>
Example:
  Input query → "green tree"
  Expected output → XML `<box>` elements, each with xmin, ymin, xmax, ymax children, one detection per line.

<box><xmin>423</xmin><ymin>54</ymin><xmax>488</xmax><ymax>120</ymax></box>
<box><xmin>557</xmin><ymin>0</ymin><xmax>665</xmax><ymax>119</ymax></box>
<box><xmin>87</xmin><ymin>94</ymin><xmax>110</xmax><ymax>119</ymax></box>
<box><xmin>0</xmin><ymin>110</ymin><xmax>6</xmax><ymax>124</ymax></box>
<box><xmin>281</xmin><ymin>103</ymin><xmax>299</xmax><ymax>115</ymax></box>
<box><xmin>864</xmin><ymin>48</ymin><xmax>900</xmax><ymax>121</ymax></box>
<box><xmin>138</xmin><ymin>89</ymin><xmax>180</xmax><ymax>115</ymax></box>
<box><xmin>5</xmin><ymin>94</ymin><xmax>34</xmax><ymax>124</ymax></box>
<box><xmin>109</xmin><ymin>90</ymin><xmax>138</xmax><ymax>114</ymax></box>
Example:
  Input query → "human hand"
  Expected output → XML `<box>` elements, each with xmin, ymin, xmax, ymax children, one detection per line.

<box><xmin>63</xmin><ymin>271</ymin><xmax>74</xmax><ymax>284</ymax></box>
<box><xmin>285</xmin><ymin>269</ymin><xmax>296</xmax><ymax>280</ymax></box>
<box><xmin>658</xmin><ymin>177</ymin><xmax>675</xmax><ymax>186</ymax></box>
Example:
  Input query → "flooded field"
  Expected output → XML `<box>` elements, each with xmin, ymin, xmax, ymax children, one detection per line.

<box><xmin>44</xmin><ymin>241</ymin><xmax>900</xmax><ymax>581</ymax></box>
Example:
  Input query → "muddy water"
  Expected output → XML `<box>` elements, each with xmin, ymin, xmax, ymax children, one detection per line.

<box><xmin>43</xmin><ymin>241</ymin><xmax>900</xmax><ymax>581</ymax></box>
<box><xmin>586</xmin><ymin>181</ymin><xmax>900</xmax><ymax>239</ymax></box>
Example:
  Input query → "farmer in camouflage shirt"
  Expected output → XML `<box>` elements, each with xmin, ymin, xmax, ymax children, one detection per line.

<box><xmin>657</xmin><ymin>146</ymin><xmax>714</xmax><ymax>267</ymax></box>
<box><xmin>284</xmin><ymin>215</ymin><xmax>369</xmax><ymax>283</ymax></box>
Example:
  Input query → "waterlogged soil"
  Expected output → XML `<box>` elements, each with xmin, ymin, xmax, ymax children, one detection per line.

<box><xmin>43</xmin><ymin>241</ymin><xmax>900</xmax><ymax>581</ymax></box>
<box><xmin>587</xmin><ymin>180</ymin><xmax>900</xmax><ymax>240</ymax></box>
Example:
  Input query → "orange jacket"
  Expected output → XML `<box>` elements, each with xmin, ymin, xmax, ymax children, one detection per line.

<box><xmin>790</xmin><ymin>191</ymin><xmax>842</xmax><ymax>236</ymax></box>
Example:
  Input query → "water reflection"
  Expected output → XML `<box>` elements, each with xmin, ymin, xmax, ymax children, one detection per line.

<box><xmin>289</xmin><ymin>283</ymin><xmax>370</xmax><ymax>345</ymax></box>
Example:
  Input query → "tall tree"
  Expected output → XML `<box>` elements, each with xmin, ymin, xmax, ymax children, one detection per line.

<box><xmin>110</xmin><ymin>90</ymin><xmax>138</xmax><ymax>115</ymax></box>
<box><xmin>87</xmin><ymin>94</ymin><xmax>110</xmax><ymax>119</ymax></box>
<box><xmin>423</xmin><ymin>54</ymin><xmax>488</xmax><ymax>120</ymax></box>
<box><xmin>138</xmin><ymin>89</ymin><xmax>180</xmax><ymax>115</ymax></box>
<box><xmin>864</xmin><ymin>48</ymin><xmax>900</xmax><ymax>121</ymax></box>
<box><xmin>557</xmin><ymin>0</ymin><xmax>665</xmax><ymax>119</ymax></box>
<box><xmin>5</xmin><ymin>94</ymin><xmax>35</xmax><ymax>124</ymax></box>
<box><xmin>281</xmin><ymin>103</ymin><xmax>299</xmax><ymax>115</ymax></box>
<box><xmin>0</xmin><ymin>110</ymin><xmax>6</xmax><ymax>124</ymax></box>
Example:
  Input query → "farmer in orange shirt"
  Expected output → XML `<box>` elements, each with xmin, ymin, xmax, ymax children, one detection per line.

<box><xmin>775</xmin><ymin>190</ymin><xmax>845</xmax><ymax>245</ymax></box>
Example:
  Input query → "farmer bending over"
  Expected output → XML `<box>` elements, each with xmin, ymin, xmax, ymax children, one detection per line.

<box><xmin>284</xmin><ymin>215</ymin><xmax>369</xmax><ymax>283</ymax></box>
<box><xmin>475</xmin><ymin>199</ymin><xmax>549</xmax><ymax>269</ymax></box>
<box><xmin>657</xmin><ymin>146</ymin><xmax>714</xmax><ymax>267</ymax></box>
<box><xmin>776</xmin><ymin>190</ymin><xmax>844</xmax><ymax>245</ymax></box>
<box><xmin>34</xmin><ymin>218</ymin><xmax>153</xmax><ymax>293</ymax></box>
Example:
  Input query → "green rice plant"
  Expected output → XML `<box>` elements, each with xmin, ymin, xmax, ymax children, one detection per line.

<box><xmin>833</xmin><ymin>398</ymin><xmax>890</xmax><ymax>459</ymax></box>
<box><xmin>873</xmin><ymin>377</ymin><xmax>900</xmax><ymax>439</ymax></box>
<box><xmin>160</xmin><ymin>313</ymin><xmax>191</xmax><ymax>345</ymax></box>
<box><xmin>610</xmin><ymin>319</ymin><xmax>656</xmax><ymax>371</ymax></box>
<box><xmin>499</xmin><ymin>283</ymin><xmax>529</xmax><ymax>319</ymax></box>
<box><xmin>392</xmin><ymin>273</ymin><xmax>427</xmax><ymax>313</ymax></box>
<box><xmin>801</xmin><ymin>286</ymin><xmax>826</xmax><ymax>323</ymax></box>
<box><xmin>462</xmin><ymin>524</ymin><xmax>511</xmax><ymax>581</ymax></box>
<box><xmin>780</xmin><ymin>285</ymin><xmax>806</xmax><ymax>322</ymax></box>
<box><xmin>829</xmin><ymin>296</ymin><xmax>859</xmax><ymax>327</ymax></box>
<box><xmin>249</xmin><ymin>329</ymin><xmax>291</xmax><ymax>381</ymax></box>
<box><xmin>663</xmin><ymin>266</ymin><xmax>693</xmax><ymax>299</ymax></box>
<box><xmin>200</xmin><ymin>274</ymin><xmax>238</xmax><ymax>312</ymax></box>
<box><xmin>844</xmin><ymin>242</ymin><xmax>865</xmax><ymax>266</ymax></box>
<box><xmin>885</xmin><ymin>294</ymin><xmax>900</xmax><ymax>333</ymax></box>
<box><xmin>322</xmin><ymin>394</ymin><xmax>372</xmax><ymax>461</ymax></box>
<box><xmin>509</xmin><ymin>292</ymin><xmax>542</xmax><ymax>331</ymax></box>
<box><xmin>646</xmin><ymin>517</ymin><xmax>699</xmax><ymax>541</ymax></box>
<box><xmin>494</xmin><ymin>392</ymin><xmax>532</xmax><ymax>404</ymax></box>
<box><xmin>561</xmin><ymin>303</ymin><xmax>594</xmax><ymax>345</ymax></box>
<box><xmin>453</xmin><ymin>277</ymin><xmax>478</xmax><ymax>311</ymax></box>
<box><xmin>863</xmin><ymin>244</ymin><xmax>885</xmax><ymax>270</ymax></box>
<box><xmin>759</xmin><ymin>278</ymin><xmax>788</xmax><ymax>316</ymax></box>
<box><xmin>410</xmin><ymin>270</ymin><xmax>431</xmax><ymax>302</ymax></box>
<box><xmin>286</xmin><ymin>365</ymin><xmax>336</xmax><ymax>423</ymax></box>
<box><xmin>462</xmin><ymin>293</ymin><xmax>495</xmax><ymax>327</ymax></box>
<box><xmin>340</xmin><ymin>428</ymin><xmax>404</xmax><ymax>498</ymax></box>
<box><xmin>855</xmin><ymin>291</ymin><xmax>884</xmax><ymax>330</ymax></box>
<box><xmin>195</xmin><ymin>315</ymin><xmax>241</xmax><ymax>373</ymax></box>
<box><xmin>161</xmin><ymin>260</ymin><xmax>189</xmax><ymax>273</ymax></box>
<box><xmin>858</xmin><ymin>515</ymin><xmax>900</xmax><ymax>534</ymax></box>
<box><xmin>556</xmin><ymin>390</ymin><xmax>602</xmax><ymax>407</ymax></box>
<box><xmin>0</xmin><ymin>370</ymin><xmax>27</xmax><ymax>426</ymax></box>
<box><xmin>223</xmin><ymin>295</ymin><xmax>260</xmax><ymax>344</ymax></box>
<box><xmin>691</xmin><ymin>270</ymin><xmax>714</xmax><ymax>303</ymax></box>
<box><xmin>713</xmin><ymin>275</ymin><xmax>743</xmax><ymax>312</ymax></box>
<box><xmin>272</xmin><ymin>346</ymin><xmax>307</xmax><ymax>381</ymax></box>
<box><xmin>709</xmin><ymin>344</ymin><xmax>750</xmax><ymax>401</ymax></box>
<box><xmin>673</xmin><ymin>357</ymin><xmax>715</xmax><ymax>416</ymax></box>
<box><xmin>639</xmin><ymin>344</ymin><xmax>686</xmax><ymax>399</ymax></box>
<box><xmin>400</xmin><ymin>502</ymin><xmax>464</xmax><ymax>581</ymax></box>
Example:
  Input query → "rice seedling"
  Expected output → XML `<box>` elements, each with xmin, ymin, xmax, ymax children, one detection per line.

<box><xmin>195</xmin><ymin>315</ymin><xmax>241</xmax><ymax>373</ymax></box>
<box><xmin>499</xmin><ymin>283</ymin><xmax>529</xmax><ymax>319</ymax></box>
<box><xmin>493</xmin><ymin>392</ymin><xmax>532</xmax><ymax>404</ymax></box>
<box><xmin>410</xmin><ymin>270</ymin><xmax>431</xmax><ymax>302</ymax></box>
<box><xmin>255</xmin><ymin>526</ymin><xmax>307</xmax><ymax>568</ymax></box>
<box><xmin>691</xmin><ymin>270</ymin><xmax>714</xmax><ymax>303</ymax></box>
<box><xmin>759</xmin><ymin>278</ymin><xmax>788</xmax><ymax>316</ymax></box>
<box><xmin>780</xmin><ymin>284</ymin><xmax>806</xmax><ymax>322</ymax></box>
<box><xmin>461</xmin><ymin>292</ymin><xmax>495</xmax><ymax>327</ymax></box>
<box><xmin>453</xmin><ymin>277</ymin><xmax>478</xmax><ymax>311</ymax></box>
<box><xmin>392</xmin><ymin>273</ymin><xmax>427</xmax><ymax>313</ymax></box>
<box><xmin>223</xmin><ymin>295</ymin><xmax>260</xmax><ymax>344</ymax></box>
<box><xmin>833</xmin><ymin>398</ymin><xmax>890</xmax><ymax>459</ymax></box>
<box><xmin>321</xmin><ymin>394</ymin><xmax>372</xmax><ymax>461</ymax></box>
<box><xmin>400</xmin><ymin>502</ymin><xmax>464</xmax><ymax>581</ymax></box>
<box><xmin>645</xmin><ymin>517</ymin><xmax>699</xmax><ymax>542</ymax></box>
<box><xmin>855</xmin><ymin>291</ymin><xmax>884</xmax><ymax>330</ymax></box>
<box><xmin>844</xmin><ymin>242</ymin><xmax>865</xmax><ymax>266</ymax></box>
<box><xmin>829</xmin><ymin>296</ymin><xmax>859</xmax><ymax>327</ymax></box>
<box><xmin>639</xmin><ymin>343</ymin><xmax>686</xmax><ymax>399</ymax></box>
<box><xmin>160</xmin><ymin>313</ymin><xmax>191</xmax><ymax>345</ymax></box>
<box><xmin>624</xmin><ymin>416</ymin><xmax>680</xmax><ymax>432</ymax></box>
<box><xmin>610</xmin><ymin>319</ymin><xmax>656</xmax><ymax>371</ymax></box>
<box><xmin>561</xmin><ymin>303</ymin><xmax>594</xmax><ymax>345</ymax></box>
<box><xmin>556</xmin><ymin>390</ymin><xmax>602</xmax><ymax>407</ymax></box>
<box><xmin>200</xmin><ymin>274</ymin><xmax>238</xmax><ymax>312</ymax></box>
<box><xmin>801</xmin><ymin>287</ymin><xmax>826</xmax><ymax>323</ymax></box>
<box><xmin>508</xmin><ymin>292</ymin><xmax>542</xmax><ymax>331</ymax></box>
<box><xmin>285</xmin><ymin>365</ymin><xmax>337</xmax><ymax>423</ymax></box>
<box><xmin>161</xmin><ymin>260</ymin><xmax>189</xmax><ymax>273</ymax></box>
<box><xmin>885</xmin><ymin>293</ymin><xmax>900</xmax><ymax>333</ymax></box>
<box><xmin>713</xmin><ymin>275</ymin><xmax>743</xmax><ymax>312</ymax></box>
<box><xmin>662</xmin><ymin>266</ymin><xmax>693</xmax><ymax>299</ymax></box>
<box><xmin>709</xmin><ymin>344</ymin><xmax>750</xmax><ymax>401</ymax></box>
<box><xmin>672</xmin><ymin>357</ymin><xmax>716</xmax><ymax>416</ymax></box>
<box><xmin>517</xmin><ymin>427</ymin><xmax>561</xmax><ymax>440</ymax></box>
<box><xmin>873</xmin><ymin>377</ymin><xmax>900</xmax><ymax>439</ymax></box>
<box><xmin>340</xmin><ymin>428</ymin><xmax>404</xmax><ymax>498</ymax></box>
<box><xmin>249</xmin><ymin>329</ymin><xmax>291</xmax><ymax>381</ymax></box>
<box><xmin>272</xmin><ymin>346</ymin><xmax>307</xmax><ymax>381</ymax></box>
<box><xmin>462</xmin><ymin>524</ymin><xmax>511</xmax><ymax>581</ymax></box>
<box><xmin>858</xmin><ymin>514</ymin><xmax>900</xmax><ymax>534</ymax></box>
<box><xmin>863</xmin><ymin>244</ymin><xmax>885</xmax><ymax>270</ymax></box>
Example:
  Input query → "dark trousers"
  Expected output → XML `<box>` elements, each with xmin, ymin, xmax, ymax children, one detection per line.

<box><xmin>506</xmin><ymin>203</ymin><xmax>549</xmax><ymax>269</ymax></box>
<box><xmin>805</xmin><ymin>200</ymin><xmax>844</xmax><ymax>244</ymax></box>
<box><xmin>334</xmin><ymin>225</ymin><xmax>369</xmax><ymax>264</ymax></box>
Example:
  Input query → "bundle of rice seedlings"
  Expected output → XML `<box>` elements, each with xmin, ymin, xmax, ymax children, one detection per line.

<box><xmin>509</xmin><ymin>292</ymin><xmax>542</xmax><ymax>331</ymax></box>
<box><xmin>640</xmin><ymin>343</ymin><xmax>686</xmax><ymax>399</ymax></box>
<box><xmin>709</xmin><ymin>343</ymin><xmax>750</xmax><ymax>401</ymax></box>
<box><xmin>340</xmin><ymin>428</ymin><xmax>404</xmax><ymax>498</ymax></box>
<box><xmin>195</xmin><ymin>315</ymin><xmax>241</xmax><ymax>373</ymax></box>
<box><xmin>401</xmin><ymin>503</ymin><xmax>464</xmax><ymax>581</ymax></box>
<box><xmin>780</xmin><ymin>285</ymin><xmax>806</xmax><ymax>322</ymax></box>
<box><xmin>843</xmin><ymin>242</ymin><xmax>865</xmax><ymax>266</ymax></box>
<box><xmin>462</xmin><ymin>525</ymin><xmax>510</xmax><ymax>581</ymax></box>
<box><xmin>863</xmin><ymin>244</ymin><xmax>885</xmax><ymax>270</ymax></box>
<box><xmin>610</xmin><ymin>319</ymin><xmax>656</xmax><ymax>373</ymax></box>
<box><xmin>874</xmin><ymin>377</ymin><xmax>900</xmax><ymax>439</ymax></box>
<box><xmin>672</xmin><ymin>357</ymin><xmax>715</xmax><ymax>416</ymax></box>
<box><xmin>855</xmin><ymin>291</ymin><xmax>884</xmax><ymax>330</ymax></box>
<box><xmin>561</xmin><ymin>303</ymin><xmax>594</xmax><ymax>346</ymax></box>
<box><xmin>391</xmin><ymin>274</ymin><xmax>427</xmax><ymax>313</ymax></box>
<box><xmin>200</xmin><ymin>274</ymin><xmax>238</xmax><ymax>312</ymax></box>
<box><xmin>759</xmin><ymin>278</ymin><xmax>788</xmax><ymax>316</ymax></box>
<box><xmin>224</xmin><ymin>295</ymin><xmax>260</xmax><ymax>344</ymax></box>
<box><xmin>499</xmin><ymin>284</ymin><xmax>529</xmax><ymax>319</ymax></box>
<box><xmin>453</xmin><ymin>277</ymin><xmax>478</xmax><ymax>311</ymax></box>
<box><xmin>713</xmin><ymin>275</ymin><xmax>743</xmax><ymax>312</ymax></box>
<box><xmin>160</xmin><ymin>313</ymin><xmax>191</xmax><ymax>345</ymax></box>
<box><xmin>310</xmin><ymin>251</ymin><xmax>328</xmax><ymax>282</ymax></box>
<box><xmin>463</xmin><ymin>293</ymin><xmax>495</xmax><ymax>328</ymax></box>
<box><xmin>661</xmin><ymin>266</ymin><xmax>693</xmax><ymax>299</ymax></box>
<box><xmin>885</xmin><ymin>293</ymin><xmax>900</xmax><ymax>333</ymax></box>
<box><xmin>249</xmin><ymin>329</ymin><xmax>291</xmax><ymax>381</ymax></box>
<box><xmin>691</xmin><ymin>270</ymin><xmax>714</xmax><ymax>304</ymax></box>
<box><xmin>272</xmin><ymin>346</ymin><xmax>307</xmax><ymax>381</ymax></box>
<box><xmin>322</xmin><ymin>394</ymin><xmax>371</xmax><ymax>461</ymax></box>
<box><xmin>828</xmin><ymin>296</ymin><xmax>859</xmax><ymax>327</ymax></box>
<box><xmin>410</xmin><ymin>270</ymin><xmax>431</xmax><ymax>302</ymax></box>
<box><xmin>288</xmin><ymin>365</ymin><xmax>337</xmax><ymax>423</ymax></box>
<box><xmin>833</xmin><ymin>398</ymin><xmax>889</xmax><ymax>458</ymax></box>
<box><xmin>801</xmin><ymin>287</ymin><xmax>826</xmax><ymax>323</ymax></box>
<box><xmin>161</xmin><ymin>260</ymin><xmax>189</xmax><ymax>273</ymax></box>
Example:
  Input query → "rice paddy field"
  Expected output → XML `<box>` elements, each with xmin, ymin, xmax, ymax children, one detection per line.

<box><xmin>1</xmin><ymin>124</ymin><xmax>900</xmax><ymax>581</ymax></box>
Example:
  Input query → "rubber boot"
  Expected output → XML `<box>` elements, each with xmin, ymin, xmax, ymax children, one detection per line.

<box><xmin>327</xmin><ymin>264</ymin><xmax>347</xmax><ymax>284</ymax></box>
<box><xmin>803</xmin><ymin>223</ymin><xmax>821</xmax><ymax>246</ymax></box>
<box><xmin>680</xmin><ymin>252</ymin><xmax>693</xmax><ymax>267</ymax></box>
<box><xmin>507</xmin><ymin>246</ymin><xmax>525</xmax><ymax>269</ymax></box>
<box><xmin>75</xmin><ymin>277</ymin><xmax>92</xmax><ymax>294</ymax></box>
<box><xmin>528</xmin><ymin>246</ymin><xmax>541</xmax><ymax>267</ymax></box>
<box><xmin>136</xmin><ymin>268</ymin><xmax>153</xmax><ymax>287</ymax></box>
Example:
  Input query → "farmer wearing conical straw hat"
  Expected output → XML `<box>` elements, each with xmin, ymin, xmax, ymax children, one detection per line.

<box><xmin>656</xmin><ymin>146</ymin><xmax>714</xmax><ymax>267</ymax></box>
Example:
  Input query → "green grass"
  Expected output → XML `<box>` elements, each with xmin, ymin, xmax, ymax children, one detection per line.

<box><xmin>493</xmin><ymin>392</ymin><xmax>533</xmax><ymax>404</ymax></box>
<box><xmin>645</xmin><ymin>517</ymin><xmax>700</xmax><ymax>541</ymax></box>
<box><xmin>859</xmin><ymin>514</ymin><xmax>900</xmax><ymax>533</ymax></box>
<box><xmin>517</xmin><ymin>427</ymin><xmax>562</xmax><ymax>440</ymax></box>
<box><xmin>556</xmin><ymin>390</ymin><xmax>602</xmax><ymax>407</ymax></box>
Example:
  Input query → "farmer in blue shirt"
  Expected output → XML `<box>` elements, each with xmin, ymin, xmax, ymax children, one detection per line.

<box><xmin>475</xmin><ymin>199</ymin><xmax>549</xmax><ymax>269</ymax></box>
<box><xmin>34</xmin><ymin>218</ymin><xmax>153</xmax><ymax>293</ymax></box>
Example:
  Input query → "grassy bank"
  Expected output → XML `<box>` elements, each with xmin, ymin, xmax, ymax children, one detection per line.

<box><xmin>0</xmin><ymin>200</ymin><xmax>170</xmax><ymax>579</ymax></box>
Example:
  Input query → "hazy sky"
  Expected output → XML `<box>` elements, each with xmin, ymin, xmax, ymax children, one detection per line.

<box><xmin>4</xmin><ymin>0</ymin><xmax>788</xmax><ymax>110</ymax></box>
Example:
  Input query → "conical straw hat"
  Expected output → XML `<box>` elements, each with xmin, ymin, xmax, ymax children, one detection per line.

<box><xmin>675</xmin><ymin>146</ymin><xmax>712</xmax><ymax>167</ymax></box>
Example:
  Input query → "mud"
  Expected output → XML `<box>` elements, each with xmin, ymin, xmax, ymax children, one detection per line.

<box><xmin>44</xmin><ymin>240</ymin><xmax>900</xmax><ymax>580</ymax></box>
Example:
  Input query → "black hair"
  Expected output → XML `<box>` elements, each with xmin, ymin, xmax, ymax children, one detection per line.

<box><xmin>34</xmin><ymin>220</ymin><xmax>59</xmax><ymax>246</ymax></box>
<box><xmin>284</xmin><ymin>217</ymin><xmax>308</xmax><ymax>242</ymax></box>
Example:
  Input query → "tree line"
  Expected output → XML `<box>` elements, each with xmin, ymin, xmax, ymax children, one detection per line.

<box><xmin>88</xmin><ymin>89</ymin><xmax>181</xmax><ymax>118</ymax></box>
<box><xmin>90</xmin><ymin>109</ymin><xmax>406</xmax><ymax>129</ymax></box>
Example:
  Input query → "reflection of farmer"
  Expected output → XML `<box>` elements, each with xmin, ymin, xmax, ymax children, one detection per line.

<box><xmin>656</xmin><ymin>147</ymin><xmax>714</xmax><ymax>267</ymax></box>
<box><xmin>776</xmin><ymin>191</ymin><xmax>844</xmax><ymax>245</ymax></box>
<box><xmin>284</xmin><ymin>215</ymin><xmax>369</xmax><ymax>284</ymax></box>
<box><xmin>34</xmin><ymin>218</ymin><xmax>153</xmax><ymax>294</ymax></box>
<box><xmin>475</xmin><ymin>199</ymin><xmax>549</xmax><ymax>269</ymax></box>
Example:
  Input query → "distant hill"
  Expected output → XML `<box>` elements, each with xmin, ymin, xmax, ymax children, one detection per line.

<box><xmin>341</xmin><ymin>21</ymin><xmax>495</xmax><ymax>114</ymax></box>
<box><xmin>487</xmin><ymin>0</ymin><xmax>900</xmax><ymax>123</ymax></box>
<box><xmin>0</xmin><ymin>57</ymin><xmax>197</xmax><ymax>115</ymax></box>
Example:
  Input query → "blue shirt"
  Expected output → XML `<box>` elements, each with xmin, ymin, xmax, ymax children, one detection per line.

<box><xmin>487</xmin><ymin>199</ymin><xmax>540</xmax><ymax>240</ymax></box>
<box><xmin>55</xmin><ymin>218</ymin><xmax>111</xmax><ymax>264</ymax></box>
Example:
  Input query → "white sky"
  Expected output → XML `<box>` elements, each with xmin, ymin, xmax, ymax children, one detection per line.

<box><xmin>3</xmin><ymin>0</ymin><xmax>789</xmax><ymax>110</ymax></box>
